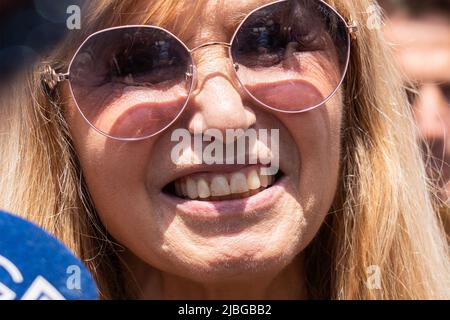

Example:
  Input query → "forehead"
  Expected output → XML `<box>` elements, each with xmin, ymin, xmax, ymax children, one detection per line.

<box><xmin>202</xmin><ymin>0</ymin><xmax>278</xmax><ymax>26</ymax></box>
<box><xmin>159</xmin><ymin>0</ymin><xmax>279</xmax><ymax>45</ymax></box>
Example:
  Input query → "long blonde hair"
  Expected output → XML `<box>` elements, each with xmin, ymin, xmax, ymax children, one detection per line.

<box><xmin>0</xmin><ymin>0</ymin><xmax>449</xmax><ymax>299</ymax></box>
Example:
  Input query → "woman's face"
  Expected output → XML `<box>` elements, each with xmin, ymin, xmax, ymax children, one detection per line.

<box><xmin>64</xmin><ymin>0</ymin><xmax>343</xmax><ymax>283</ymax></box>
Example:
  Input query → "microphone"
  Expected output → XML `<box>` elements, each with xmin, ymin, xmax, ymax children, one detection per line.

<box><xmin>0</xmin><ymin>210</ymin><xmax>98</xmax><ymax>300</ymax></box>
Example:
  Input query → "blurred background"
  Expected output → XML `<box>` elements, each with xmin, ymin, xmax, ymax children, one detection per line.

<box><xmin>0</xmin><ymin>0</ymin><xmax>84</xmax><ymax>85</ymax></box>
<box><xmin>380</xmin><ymin>0</ymin><xmax>450</xmax><ymax>201</ymax></box>
<box><xmin>0</xmin><ymin>0</ymin><xmax>450</xmax><ymax>202</ymax></box>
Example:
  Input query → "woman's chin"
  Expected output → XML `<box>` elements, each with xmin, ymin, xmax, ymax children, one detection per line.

<box><xmin>158</xmin><ymin>215</ymin><xmax>304</xmax><ymax>283</ymax></box>
<box><xmin>169</xmin><ymin>246</ymin><xmax>299</xmax><ymax>284</ymax></box>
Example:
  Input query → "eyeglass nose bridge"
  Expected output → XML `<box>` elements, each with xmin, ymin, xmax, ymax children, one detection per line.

<box><xmin>189</xmin><ymin>41</ymin><xmax>231</xmax><ymax>54</ymax></box>
<box><xmin>185</xmin><ymin>41</ymin><xmax>240</xmax><ymax>81</ymax></box>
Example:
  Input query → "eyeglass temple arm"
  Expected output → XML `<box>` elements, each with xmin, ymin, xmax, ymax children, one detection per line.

<box><xmin>42</xmin><ymin>65</ymin><xmax>69</xmax><ymax>90</ymax></box>
<box><xmin>347</xmin><ymin>19</ymin><xmax>358</xmax><ymax>39</ymax></box>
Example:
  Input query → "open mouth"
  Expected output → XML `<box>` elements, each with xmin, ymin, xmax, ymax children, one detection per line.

<box><xmin>163</xmin><ymin>166</ymin><xmax>284</xmax><ymax>201</ymax></box>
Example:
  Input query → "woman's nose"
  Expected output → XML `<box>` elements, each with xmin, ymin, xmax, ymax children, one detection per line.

<box><xmin>414</xmin><ymin>84</ymin><xmax>450</xmax><ymax>141</ymax></box>
<box><xmin>186</xmin><ymin>53</ymin><xmax>256</xmax><ymax>139</ymax></box>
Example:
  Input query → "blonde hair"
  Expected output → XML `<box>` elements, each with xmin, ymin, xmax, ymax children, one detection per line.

<box><xmin>0</xmin><ymin>0</ymin><xmax>449</xmax><ymax>299</ymax></box>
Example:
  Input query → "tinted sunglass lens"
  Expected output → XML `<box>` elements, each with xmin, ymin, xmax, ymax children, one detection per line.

<box><xmin>231</xmin><ymin>0</ymin><xmax>350</xmax><ymax>112</ymax></box>
<box><xmin>69</xmin><ymin>27</ymin><xmax>192</xmax><ymax>140</ymax></box>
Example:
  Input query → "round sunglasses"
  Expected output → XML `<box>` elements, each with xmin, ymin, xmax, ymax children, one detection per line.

<box><xmin>43</xmin><ymin>0</ymin><xmax>358</xmax><ymax>141</ymax></box>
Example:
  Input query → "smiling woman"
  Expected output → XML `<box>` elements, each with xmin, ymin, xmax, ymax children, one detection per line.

<box><xmin>0</xmin><ymin>0</ymin><xmax>449</xmax><ymax>300</ymax></box>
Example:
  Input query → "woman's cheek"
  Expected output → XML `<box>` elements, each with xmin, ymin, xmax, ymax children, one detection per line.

<box><xmin>246</xmin><ymin>79</ymin><xmax>325</xmax><ymax>111</ymax></box>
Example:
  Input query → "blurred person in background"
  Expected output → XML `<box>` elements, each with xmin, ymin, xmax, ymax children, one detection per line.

<box><xmin>382</xmin><ymin>0</ymin><xmax>450</xmax><ymax>236</ymax></box>
<box><xmin>382</xmin><ymin>0</ymin><xmax>450</xmax><ymax>200</ymax></box>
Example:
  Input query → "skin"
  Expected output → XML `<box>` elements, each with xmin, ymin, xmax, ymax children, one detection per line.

<box><xmin>384</xmin><ymin>13</ymin><xmax>450</xmax><ymax>198</ymax></box>
<box><xmin>64</xmin><ymin>0</ymin><xmax>343</xmax><ymax>299</ymax></box>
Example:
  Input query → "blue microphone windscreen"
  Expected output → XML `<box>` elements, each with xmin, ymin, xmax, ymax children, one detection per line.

<box><xmin>0</xmin><ymin>210</ymin><xmax>98</xmax><ymax>300</ymax></box>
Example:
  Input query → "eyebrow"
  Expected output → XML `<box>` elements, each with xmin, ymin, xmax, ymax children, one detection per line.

<box><xmin>227</xmin><ymin>13</ymin><xmax>249</xmax><ymax>28</ymax></box>
<box><xmin>222</xmin><ymin>0</ymin><xmax>276</xmax><ymax>32</ymax></box>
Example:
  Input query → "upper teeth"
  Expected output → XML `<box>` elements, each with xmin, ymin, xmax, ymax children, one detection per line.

<box><xmin>173</xmin><ymin>168</ymin><xmax>276</xmax><ymax>200</ymax></box>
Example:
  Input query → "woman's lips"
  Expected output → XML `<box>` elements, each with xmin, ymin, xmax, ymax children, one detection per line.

<box><xmin>160</xmin><ymin>173</ymin><xmax>287</xmax><ymax>220</ymax></box>
<box><xmin>172</xmin><ymin>165</ymin><xmax>277</xmax><ymax>200</ymax></box>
